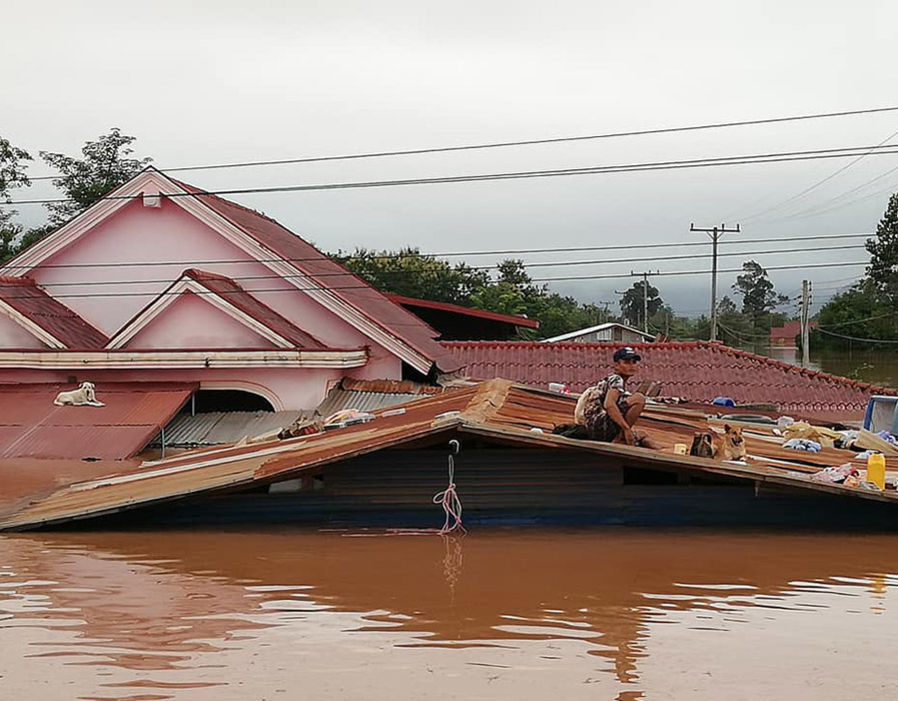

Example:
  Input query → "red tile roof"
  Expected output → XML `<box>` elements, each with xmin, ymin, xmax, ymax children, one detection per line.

<box><xmin>0</xmin><ymin>381</ymin><xmax>195</xmax><ymax>459</ymax></box>
<box><xmin>441</xmin><ymin>340</ymin><xmax>898</xmax><ymax>416</ymax></box>
<box><xmin>172</xmin><ymin>179</ymin><xmax>462</xmax><ymax>373</ymax></box>
<box><xmin>385</xmin><ymin>294</ymin><xmax>540</xmax><ymax>328</ymax></box>
<box><xmin>0</xmin><ymin>276</ymin><xmax>108</xmax><ymax>349</ymax></box>
<box><xmin>183</xmin><ymin>269</ymin><xmax>324</xmax><ymax>348</ymax></box>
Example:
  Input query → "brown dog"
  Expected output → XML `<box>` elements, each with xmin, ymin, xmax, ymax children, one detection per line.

<box><xmin>715</xmin><ymin>424</ymin><xmax>747</xmax><ymax>461</ymax></box>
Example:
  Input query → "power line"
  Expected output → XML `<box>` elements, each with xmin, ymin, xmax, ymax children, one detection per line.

<box><xmin>815</xmin><ymin>327</ymin><xmax>898</xmax><ymax>344</ymax></box>
<box><xmin>6</xmin><ymin>242</ymin><xmax>866</xmax><ymax>290</ymax></box>
<box><xmin>23</xmin><ymin>105</ymin><xmax>898</xmax><ymax>182</ymax></box>
<box><xmin>0</xmin><ymin>233</ymin><xmax>873</xmax><ymax>271</ymax></box>
<box><xmin>739</xmin><ymin>126</ymin><xmax>898</xmax><ymax>223</ymax></box>
<box><xmin>768</xmin><ymin>175</ymin><xmax>898</xmax><ymax>224</ymax></box>
<box><xmin>817</xmin><ymin>310</ymin><xmax>898</xmax><ymax>328</ymax></box>
<box><xmin>0</xmin><ymin>260</ymin><xmax>870</xmax><ymax>302</ymax></box>
<box><xmin>11</xmin><ymin>144</ymin><xmax>898</xmax><ymax>206</ymax></box>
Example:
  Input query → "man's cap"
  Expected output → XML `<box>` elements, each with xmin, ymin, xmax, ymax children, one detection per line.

<box><xmin>613</xmin><ymin>346</ymin><xmax>642</xmax><ymax>362</ymax></box>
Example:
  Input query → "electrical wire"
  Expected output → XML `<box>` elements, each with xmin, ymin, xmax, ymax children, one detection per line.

<box><xmin>0</xmin><ymin>260</ymin><xmax>871</xmax><ymax>302</ymax></box>
<box><xmin>0</xmin><ymin>233</ymin><xmax>875</xmax><ymax>271</ymax></box>
<box><xmin>815</xmin><ymin>328</ymin><xmax>898</xmax><ymax>344</ymax></box>
<box><xmin>8</xmin><ymin>242</ymin><xmax>866</xmax><ymax>291</ymax></box>
<box><xmin>23</xmin><ymin>105</ymin><xmax>898</xmax><ymax>182</ymax></box>
<box><xmin>11</xmin><ymin>144</ymin><xmax>898</xmax><ymax>206</ymax></box>
<box><xmin>739</xmin><ymin>126</ymin><xmax>898</xmax><ymax>223</ymax></box>
<box><xmin>817</xmin><ymin>311</ymin><xmax>898</xmax><ymax>329</ymax></box>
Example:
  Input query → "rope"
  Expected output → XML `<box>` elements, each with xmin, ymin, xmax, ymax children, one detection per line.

<box><xmin>433</xmin><ymin>439</ymin><xmax>466</xmax><ymax>534</ymax></box>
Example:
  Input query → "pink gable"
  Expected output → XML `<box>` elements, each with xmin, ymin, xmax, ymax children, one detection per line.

<box><xmin>123</xmin><ymin>291</ymin><xmax>280</xmax><ymax>350</ymax></box>
<box><xmin>0</xmin><ymin>312</ymin><xmax>48</xmax><ymax>349</ymax></box>
<box><xmin>27</xmin><ymin>197</ymin><xmax>381</xmax><ymax>353</ymax></box>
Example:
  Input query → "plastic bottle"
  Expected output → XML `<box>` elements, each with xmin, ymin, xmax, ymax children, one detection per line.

<box><xmin>867</xmin><ymin>453</ymin><xmax>886</xmax><ymax>490</ymax></box>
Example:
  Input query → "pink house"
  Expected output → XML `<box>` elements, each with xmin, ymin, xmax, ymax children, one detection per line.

<box><xmin>0</xmin><ymin>168</ymin><xmax>462</xmax><ymax>415</ymax></box>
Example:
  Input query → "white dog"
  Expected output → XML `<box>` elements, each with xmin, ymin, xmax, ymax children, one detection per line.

<box><xmin>53</xmin><ymin>381</ymin><xmax>105</xmax><ymax>407</ymax></box>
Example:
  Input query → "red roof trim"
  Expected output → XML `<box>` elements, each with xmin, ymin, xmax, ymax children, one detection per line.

<box><xmin>386</xmin><ymin>294</ymin><xmax>540</xmax><ymax>328</ymax></box>
<box><xmin>168</xmin><ymin>178</ymin><xmax>463</xmax><ymax>373</ymax></box>
<box><xmin>111</xmin><ymin>269</ymin><xmax>325</xmax><ymax>350</ymax></box>
<box><xmin>0</xmin><ymin>276</ymin><xmax>108</xmax><ymax>350</ymax></box>
<box><xmin>183</xmin><ymin>269</ymin><xmax>324</xmax><ymax>348</ymax></box>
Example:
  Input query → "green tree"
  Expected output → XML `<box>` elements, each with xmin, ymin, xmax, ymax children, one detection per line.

<box><xmin>733</xmin><ymin>260</ymin><xmax>787</xmax><ymax>318</ymax></box>
<box><xmin>334</xmin><ymin>247</ymin><xmax>490</xmax><ymax>304</ymax></box>
<box><xmin>866</xmin><ymin>192</ymin><xmax>898</xmax><ymax>305</ymax></box>
<box><xmin>716</xmin><ymin>294</ymin><xmax>765</xmax><ymax>348</ymax></box>
<box><xmin>619</xmin><ymin>280</ymin><xmax>662</xmax><ymax>329</ymax></box>
<box><xmin>40</xmin><ymin>128</ymin><xmax>152</xmax><ymax>226</ymax></box>
<box><xmin>0</xmin><ymin>137</ymin><xmax>33</xmax><ymax>263</ymax></box>
<box><xmin>811</xmin><ymin>280</ymin><xmax>895</xmax><ymax>349</ymax></box>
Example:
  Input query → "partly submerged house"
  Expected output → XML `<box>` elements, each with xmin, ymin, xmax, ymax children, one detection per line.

<box><xmin>769</xmin><ymin>320</ymin><xmax>817</xmax><ymax>347</ymax></box>
<box><xmin>0</xmin><ymin>168</ymin><xmax>462</xmax><ymax>417</ymax></box>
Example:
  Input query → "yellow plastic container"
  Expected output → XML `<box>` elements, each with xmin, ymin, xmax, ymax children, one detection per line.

<box><xmin>867</xmin><ymin>453</ymin><xmax>886</xmax><ymax>490</ymax></box>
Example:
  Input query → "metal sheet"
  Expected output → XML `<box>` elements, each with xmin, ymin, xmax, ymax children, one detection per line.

<box><xmin>3</xmin><ymin>379</ymin><xmax>898</xmax><ymax>532</ymax></box>
<box><xmin>152</xmin><ymin>411</ymin><xmax>304</xmax><ymax>447</ymax></box>
<box><xmin>316</xmin><ymin>390</ymin><xmax>425</xmax><ymax>417</ymax></box>
<box><xmin>0</xmin><ymin>382</ymin><xmax>195</xmax><ymax>460</ymax></box>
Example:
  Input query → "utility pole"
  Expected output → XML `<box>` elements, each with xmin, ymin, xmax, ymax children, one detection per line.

<box><xmin>690</xmin><ymin>222</ymin><xmax>741</xmax><ymax>342</ymax></box>
<box><xmin>630</xmin><ymin>270</ymin><xmax>659</xmax><ymax>333</ymax></box>
<box><xmin>800</xmin><ymin>279</ymin><xmax>812</xmax><ymax>367</ymax></box>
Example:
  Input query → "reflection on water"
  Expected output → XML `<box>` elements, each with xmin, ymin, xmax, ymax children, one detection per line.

<box><xmin>2</xmin><ymin>529</ymin><xmax>898</xmax><ymax>700</ymax></box>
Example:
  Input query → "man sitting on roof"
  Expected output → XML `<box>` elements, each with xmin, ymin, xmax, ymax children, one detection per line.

<box><xmin>556</xmin><ymin>347</ymin><xmax>651</xmax><ymax>446</ymax></box>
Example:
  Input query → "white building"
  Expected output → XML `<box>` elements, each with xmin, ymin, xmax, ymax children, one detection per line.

<box><xmin>541</xmin><ymin>323</ymin><xmax>655</xmax><ymax>344</ymax></box>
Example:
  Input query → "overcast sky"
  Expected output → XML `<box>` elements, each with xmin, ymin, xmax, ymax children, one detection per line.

<box><xmin>4</xmin><ymin>0</ymin><xmax>897</xmax><ymax>316</ymax></box>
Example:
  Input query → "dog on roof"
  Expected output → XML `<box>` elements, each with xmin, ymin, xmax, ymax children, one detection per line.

<box><xmin>715</xmin><ymin>424</ymin><xmax>747</xmax><ymax>462</ymax></box>
<box><xmin>53</xmin><ymin>381</ymin><xmax>105</xmax><ymax>407</ymax></box>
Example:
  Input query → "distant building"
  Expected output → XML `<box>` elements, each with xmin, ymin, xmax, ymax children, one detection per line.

<box><xmin>541</xmin><ymin>322</ymin><xmax>655</xmax><ymax>344</ymax></box>
<box><xmin>770</xmin><ymin>321</ymin><xmax>817</xmax><ymax>347</ymax></box>
<box><xmin>386</xmin><ymin>293</ymin><xmax>538</xmax><ymax>340</ymax></box>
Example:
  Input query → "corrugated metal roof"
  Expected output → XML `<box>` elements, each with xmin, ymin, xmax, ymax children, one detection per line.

<box><xmin>0</xmin><ymin>382</ymin><xmax>195</xmax><ymax>459</ymax></box>
<box><xmin>4</xmin><ymin>378</ymin><xmax>898</xmax><ymax>531</ymax></box>
<box><xmin>153</xmin><ymin>379</ymin><xmax>446</xmax><ymax>448</ymax></box>
<box><xmin>0</xmin><ymin>276</ymin><xmax>108</xmax><ymax>349</ymax></box>
<box><xmin>441</xmin><ymin>340</ymin><xmax>898</xmax><ymax>417</ymax></box>
<box><xmin>152</xmin><ymin>410</ymin><xmax>304</xmax><ymax>447</ymax></box>
<box><xmin>316</xmin><ymin>389</ymin><xmax>425</xmax><ymax>416</ymax></box>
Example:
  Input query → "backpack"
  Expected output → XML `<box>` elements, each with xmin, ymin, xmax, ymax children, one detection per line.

<box><xmin>690</xmin><ymin>432</ymin><xmax>714</xmax><ymax>458</ymax></box>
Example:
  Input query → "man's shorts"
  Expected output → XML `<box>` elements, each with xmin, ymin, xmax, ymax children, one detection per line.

<box><xmin>586</xmin><ymin>412</ymin><xmax>622</xmax><ymax>442</ymax></box>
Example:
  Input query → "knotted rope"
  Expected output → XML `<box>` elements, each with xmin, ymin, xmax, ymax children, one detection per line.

<box><xmin>433</xmin><ymin>439</ymin><xmax>465</xmax><ymax>534</ymax></box>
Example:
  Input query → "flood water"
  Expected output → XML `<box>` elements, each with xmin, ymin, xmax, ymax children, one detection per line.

<box><xmin>764</xmin><ymin>347</ymin><xmax>898</xmax><ymax>388</ymax></box>
<box><xmin>3</xmin><ymin>528</ymin><xmax>898</xmax><ymax>700</ymax></box>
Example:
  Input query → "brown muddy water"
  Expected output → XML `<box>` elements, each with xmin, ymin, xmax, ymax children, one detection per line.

<box><xmin>767</xmin><ymin>347</ymin><xmax>898</xmax><ymax>388</ymax></box>
<box><xmin>2</xmin><ymin>528</ymin><xmax>898</xmax><ymax>700</ymax></box>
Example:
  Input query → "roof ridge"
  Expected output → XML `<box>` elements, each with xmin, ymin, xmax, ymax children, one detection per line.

<box><xmin>169</xmin><ymin>178</ymin><xmax>287</xmax><ymax>228</ymax></box>
<box><xmin>182</xmin><ymin>268</ymin><xmax>231</xmax><ymax>282</ymax></box>
<box><xmin>0</xmin><ymin>276</ymin><xmax>35</xmax><ymax>286</ymax></box>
